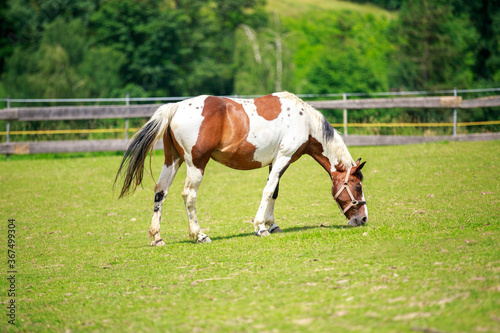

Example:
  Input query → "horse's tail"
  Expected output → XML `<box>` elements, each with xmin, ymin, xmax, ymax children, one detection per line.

<box><xmin>114</xmin><ymin>103</ymin><xmax>179</xmax><ymax>198</ymax></box>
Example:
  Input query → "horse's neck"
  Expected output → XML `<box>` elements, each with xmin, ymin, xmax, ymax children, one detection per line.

<box><xmin>326</xmin><ymin>134</ymin><xmax>354</xmax><ymax>171</ymax></box>
<box><xmin>305</xmin><ymin>106</ymin><xmax>354</xmax><ymax>173</ymax></box>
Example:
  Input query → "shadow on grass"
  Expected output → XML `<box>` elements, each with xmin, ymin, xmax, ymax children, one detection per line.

<box><xmin>137</xmin><ymin>224</ymin><xmax>357</xmax><ymax>247</ymax></box>
<box><xmin>164</xmin><ymin>224</ymin><xmax>356</xmax><ymax>244</ymax></box>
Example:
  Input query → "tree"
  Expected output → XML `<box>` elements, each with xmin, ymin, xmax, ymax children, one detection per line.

<box><xmin>89</xmin><ymin>0</ymin><xmax>266</xmax><ymax>96</ymax></box>
<box><xmin>282</xmin><ymin>10</ymin><xmax>393</xmax><ymax>94</ymax></box>
<box><xmin>305</xmin><ymin>44</ymin><xmax>389</xmax><ymax>94</ymax></box>
<box><xmin>452</xmin><ymin>0</ymin><xmax>500</xmax><ymax>83</ymax></box>
<box><xmin>391</xmin><ymin>0</ymin><xmax>478</xmax><ymax>90</ymax></box>
<box><xmin>235</xmin><ymin>13</ymin><xmax>294</xmax><ymax>95</ymax></box>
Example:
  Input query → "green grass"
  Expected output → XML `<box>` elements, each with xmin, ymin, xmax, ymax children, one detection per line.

<box><xmin>1</xmin><ymin>141</ymin><xmax>499</xmax><ymax>332</ymax></box>
<box><xmin>266</xmin><ymin>0</ymin><xmax>396</xmax><ymax>18</ymax></box>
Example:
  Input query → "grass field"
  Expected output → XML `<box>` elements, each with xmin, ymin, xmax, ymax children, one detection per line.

<box><xmin>1</xmin><ymin>140</ymin><xmax>499</xmax><ymax>332</ymax></box>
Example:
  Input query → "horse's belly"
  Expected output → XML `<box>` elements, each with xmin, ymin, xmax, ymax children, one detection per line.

<box><xmin>211</xmin><ymin>149</ymin><xmax>262</xmax><ymax>170</ymax></box>
<box><xmin>210</xmin><ymin>129</ymin><xmax>282</xmax><ymax>170</ymax></box>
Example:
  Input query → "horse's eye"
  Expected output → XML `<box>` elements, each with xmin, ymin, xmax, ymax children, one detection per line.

<box><xmin>355</xmin><ymin>186</ymin><xmax>362</xmax><ymax>192</ymax></box>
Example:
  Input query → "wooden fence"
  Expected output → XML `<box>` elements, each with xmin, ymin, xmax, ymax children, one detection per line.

<box><xmin>1</xmin><ymin>95</ymin><xmax>499</xmax><ymax>155</ymax></box>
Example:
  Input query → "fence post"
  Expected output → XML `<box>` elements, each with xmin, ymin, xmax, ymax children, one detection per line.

<box><xmin>6</xmin><ymin>96</ymin><xmax>10</xmax><ymax>160</ymax></box>
<box><xmin>343</xmin><ymin>92</ymin><xmax>348</xmax><ymax>136</ymax></box>
<box><xmin>125</xmin><ymin>92</ymin><xmax>130</xmax><ymax>140</ymax></box>
<box><xmin>453</xmin><ymin>88</ymin><xmax>457</xmax><ymax>136</ymax></box>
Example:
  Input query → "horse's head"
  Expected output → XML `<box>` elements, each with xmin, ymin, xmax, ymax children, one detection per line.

<box><xmin>332</xmin><ymin>158</ymin><xmax>368</xmax><ymax>227</ymax></box>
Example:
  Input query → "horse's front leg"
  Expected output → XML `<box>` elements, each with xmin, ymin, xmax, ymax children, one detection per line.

<box><xmin>254</xmin><ymin>156</ymin><xmax>290</xmax><ymax>236</ymax></box>
<box><xmin>265</xmin><ymin>166</ymin><xmax>283</xmax><ymax>234</ymax></box>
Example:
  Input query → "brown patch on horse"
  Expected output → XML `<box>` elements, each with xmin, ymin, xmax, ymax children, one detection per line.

<box><xmin>163</xmin><ymin>129</ymin><xmax>182</xmax><ymax>166</ymax></box>
<box><xmin>154</xmin><ymin>129</ymin><xmax>183</xmax><ymax>193</ymax></box>
<box><xmin>191</xmin><ymin>97</ymin><xmax>225</xmax><ymax>173</ymax></box>
<box><xmin>212</xmin><ymin>98</ymin><xmax>262</xmax><ymax>170</ymax></box>
<box><xmin>305</xmin><ymin>136</ymin><xmax>334</xmax><ymax>176</ymax></box>
<box><xmin>191</xmin><ymin>96</ymin><xmax>261</xmax><ymax>172</ymax></box>
<box><xmin>290</xmin><ymin>140</ymin><xmax>309</xmax><ymax>164</ymax></box>
<box><xmin>254</xmin><ymin>94</ymin><xmax>282</xmax><ymax>121</ymax></box>
<box><xmin>169</xmin><ymin>128</ymin><xmax>185</xmax><ymax>158</ymax></box>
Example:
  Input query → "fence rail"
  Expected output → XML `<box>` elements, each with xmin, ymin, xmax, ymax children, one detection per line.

<box><xmin>308</xmin><ymin>96</ymin><xmax>500</xmax><ymax>109</ymax></box>
<box><xmin>1</xmin><ymin>91</ymin><xmax>499</xmax><ymax>156</ymax></box>
<box><xmin>2</xmin><ymin>96</ymin><xmax>499</xmax><ymax>122</ymax></box>
<box><xmin>2</xmin><ymin>133</ymin><xmax>499</xmax><ymax>155</ymax></box>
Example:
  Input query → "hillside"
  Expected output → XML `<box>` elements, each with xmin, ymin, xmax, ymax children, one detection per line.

<box><xmin>235</xmin><ymin>0</ymin><xmax>396</xmax><ymax>95</ymax></box>
<box><xmin>265</xmin><ymin>0</ymin><xmax>396</xmax><ymax>18</ymax></box>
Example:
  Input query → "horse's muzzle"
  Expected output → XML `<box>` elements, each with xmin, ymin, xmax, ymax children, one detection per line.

<box><xmin>348</xmin><ymin>216</ymin><xmax>367</xmax><ymax>227</ymax></box>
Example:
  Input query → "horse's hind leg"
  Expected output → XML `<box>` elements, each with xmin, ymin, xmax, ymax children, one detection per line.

<box><xmin>150</xmin><ymin>158</ymin><xmax>182</xmax><ymax>246</ymax></box>
<box><xmin>182</xmin><ymin>164</ymin><xmax>211</xmax><ymax>243</ymax></box>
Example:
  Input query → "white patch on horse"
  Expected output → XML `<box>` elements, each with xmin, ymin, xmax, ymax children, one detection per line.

<box><xmin>360</xmin><ymin>183</ymin><xmax>368</xmax><ymax>218</ymax></box>
<box><xmin>298</xmin><ymin>94</ymin><xmax>354</xmax><ymax>171</ymax></box>
<box><xmin>244</xmin><ymin>99</ymin><xmax>282</xmax><ymax>165</ymax></box>
<box><xmin>157</xmin><ymin>163</ymin><xmax>179</xmax><ymax>192</ymax></box>
<box><xmin>229</xmin><ymin>93</ymin><xmax>309</xmax><ymax>166</ymax></box>
<box><xmin>274</xmin><ymin>93</ymin><xmax>309</xmax><ymax>156</ymax></box>
<box><xmin>170</xmin><ymin>95</ymin><xmax>208</xmax><ymax>163</ymax></box>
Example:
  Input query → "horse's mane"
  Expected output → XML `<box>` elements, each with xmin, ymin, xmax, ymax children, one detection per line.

<box><xmin>276</xmin><ymin>92</ymin><xmax>355</xmax><ymax>170</ymax></box>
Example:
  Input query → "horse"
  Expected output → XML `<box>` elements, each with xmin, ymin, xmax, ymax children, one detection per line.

<box><xmin>115</xmin><ymin>92</ymin><xmax>368</xmax><ymax>246</ymax></box>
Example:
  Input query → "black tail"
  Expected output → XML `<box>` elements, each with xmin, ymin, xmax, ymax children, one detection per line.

<box><xmin>114</xmin><ymin>103</ymin><xmax>178</xmax><ymax>198</ymax></box>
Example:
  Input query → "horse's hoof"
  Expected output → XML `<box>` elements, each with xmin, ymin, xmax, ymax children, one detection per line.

<box><xmin>268</xmin><ymin>225</ymin><xmax>283</xmax><ymax>234</ymax></box>
<box><xmin>255</xmin><ymin>229</ymin><xmax>270</xmax><ymax>237</ymax></box>
<box><xmin>197</xmin><ymin>235</ymin><xmax>212</xmax><ymax>244</ymax></box>
<box><xmin>151</xmin><ymin>239</ymin><xmax>166</xmax><ymax>247</ymax></box>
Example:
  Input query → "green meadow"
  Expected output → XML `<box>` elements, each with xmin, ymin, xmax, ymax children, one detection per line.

<box><xmin>1</xmin><ymin>140</ymin><xmax>499</xmax><ymax>332</ymax></box>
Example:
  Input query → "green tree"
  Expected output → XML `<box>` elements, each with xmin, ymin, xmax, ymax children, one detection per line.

<box><xmin>235</xmin><ymin>13</ymin><xmax>294</xmax><ymax>95</ymax></box>
<box><xmin>282</xmin><ymin>10</ymin><xmax>393</xmax><ymax>94</ymax></box>
<box><xmin>305</xmin><ymin>45</ymin><xmax>388</xmax><ymax>94</ymax></box>
<box><xmin>28</xmin><ymin>44</ymin><xmax>82</xmax><ymax>98</ymax></box>
<box><xmin>350</xmin><ymin>0</ymin><xmax>402</xmax><ymax>10</ymax></box>
<box><xmin>78</xmin><ymin>47</ymin><xmax>127</xmax><ymax>98</ymax></box>
<box><xmin>0</xmin><ymin>0</ymin><xmax>14</xmax><ymax>74</ymax></box>
<box><xmin>391</xmin><ymin>0</ymin><xmax>478</xmax><ymax>90</ymax></box>
<box><xmin>3</xmin><ymin>17</ymin><xmax>89</xmax><ymax>98</ymax></box>
<box><xmin>452</xmin><ymin>0</ymin><xmax>500</xmax><ymax>83</ymax></box>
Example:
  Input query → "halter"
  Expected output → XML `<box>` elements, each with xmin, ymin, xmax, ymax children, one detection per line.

<box><xmin>334</xmin><ymin>168</ymin><xmax>367</xmax><ymax>214</ymax></box>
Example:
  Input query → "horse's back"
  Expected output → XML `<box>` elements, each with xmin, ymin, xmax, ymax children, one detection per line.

<box><xmin>170</xmin><ymin>94</ymin><xmax>309</xmax><ymax>170</ymax></box>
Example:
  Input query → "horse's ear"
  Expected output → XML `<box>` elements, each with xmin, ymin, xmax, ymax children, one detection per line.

<box><xmin>351</xmin><ymin>159</ymin><xmax>366</xmax><ymax>174</ymax></box>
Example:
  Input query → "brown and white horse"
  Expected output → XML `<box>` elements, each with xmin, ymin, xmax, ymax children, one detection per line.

<box><xmin>115</xmin><ymin>92</ymin><xmax>368</xmax><ymax>245</ymax></box>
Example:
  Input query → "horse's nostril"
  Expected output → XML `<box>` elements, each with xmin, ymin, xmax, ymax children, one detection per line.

<box><xmin>362</xmin><ymin>217</ymin><xmax>367</xmax><ymax>223</ymax></box>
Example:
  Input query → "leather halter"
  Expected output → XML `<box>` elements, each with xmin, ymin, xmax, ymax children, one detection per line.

<box><xmin>334</xmin><ymin>168</ymin><xmax>367</xmax><ymax>214</ymax></box>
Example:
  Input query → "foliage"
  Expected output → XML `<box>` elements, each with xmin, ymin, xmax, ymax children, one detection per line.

<box><xmin>1</xmin><ymin>0</ymin><xmax>499</xmax><ymax>97</ymax></box>
<box><xmin>234</xmin><ymin>13</ymin><xmax>295</xmax><ymax>94</ymax></box>
<box><xmin>293</xmin><ymin>10</ymin><xmax>394</xmax><ymax>94</ymax></box>
<box><xmin>350</xmin><ymin>0</ymin><xmax>402</xmax><ymax>11</ymax></box>
<box><xmin>0</xmin><ymin>0</ymin><xmax>498</xmax><ymax>136</ymax></box>
<box><xmin>1</xmin><ymin>141</ymin><xmax>498</xmax><ymax>332</ymax></box>
<box><xmin>1</xmin><ymin>0</ymin><xmax>266</xmax><ymax>98</ymax></box>
<box><xmin>390</xmin><ymin>0</ymin><xmax>478</xmax><ymax>90</ymax></box>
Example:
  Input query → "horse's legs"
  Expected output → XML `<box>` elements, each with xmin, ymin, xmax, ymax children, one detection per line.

<box><xmin>182</xmin><ymin>164</ymin><xmax>211</xmax><ymax>243</ymax></box>
<box><xmin>265</xmin><ymin>165</ymin><xmax>283</xmax><ymax>234</ymax></box>
<box><xmin>149</xmin><ymin>158</ymin><xmax>183</xmax><ymax>246</ymax></box>
<box><xmin>254</xmin><ymin>155</ymin><xmax>291</xmax><ymax>236</ymax></box>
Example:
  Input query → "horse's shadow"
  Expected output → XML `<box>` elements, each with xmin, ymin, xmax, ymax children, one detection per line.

<box><xmin>136</xmin><ymin>224</ymin><xmax>355</xmax><ymax>247</ymax></box>
<box><xmin>207</xmin><ymin>224</ymin><xmax>354</xmax><ymax>242</ymax></box>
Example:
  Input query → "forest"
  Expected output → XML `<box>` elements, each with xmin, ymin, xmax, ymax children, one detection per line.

<box><xmin>0</xmin><ymin>0</ymin><xmax>499</xmax><ymax>133</ymax></box>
